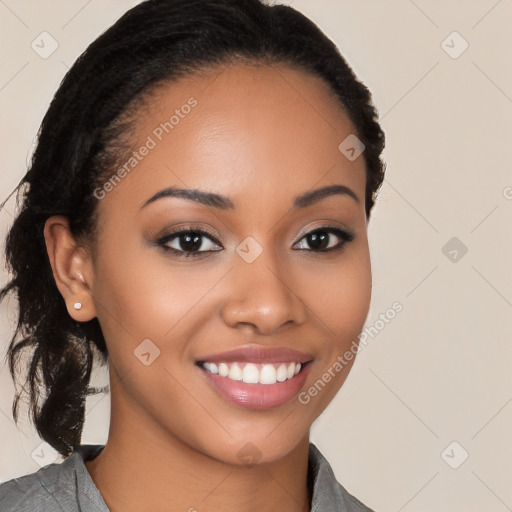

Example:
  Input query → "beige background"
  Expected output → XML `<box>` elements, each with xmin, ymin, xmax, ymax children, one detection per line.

<box><xmin>1</xmin><ymin>1</ymin><xmax>511</xmax><ymax>511</ymax></box>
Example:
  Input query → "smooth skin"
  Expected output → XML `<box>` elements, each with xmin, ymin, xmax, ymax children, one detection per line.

<box><xmin>44</xmin><ymin>62</ymin><xmax>372</xmax><ymax>512</ymax></box>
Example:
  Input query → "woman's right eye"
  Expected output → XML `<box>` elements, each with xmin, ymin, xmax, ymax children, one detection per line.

<box><xmin>156</xmin><ymin>229</ymin><xmax>223</xmax><ymax>258</ymax></box>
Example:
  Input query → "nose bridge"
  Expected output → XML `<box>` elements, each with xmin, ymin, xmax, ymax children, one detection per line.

<box><xmin>220</xmin><ymin>236</ymin><xmax>306</xmax><ymax>334</ymax></box>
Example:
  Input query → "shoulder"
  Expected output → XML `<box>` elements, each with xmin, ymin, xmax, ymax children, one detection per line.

<box><xmin>0</xmin><ymin>457</ymin><xmax>72</xmax><ymax>511</ymax></box>
<box><xmin>309</xmin><ymin>443</ymin><xmax>376</xmax><ymax>512</ymax></box>
<box><xmin>0</xmin><ymin>445</ymin><xmax>105</xmax><ymax>512</ymax></box>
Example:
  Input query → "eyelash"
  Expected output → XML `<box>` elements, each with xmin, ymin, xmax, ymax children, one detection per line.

<box><xmin>155</xmin><ymin>225</ymin><xmax>355</xmax><ymax>259</ymax></box>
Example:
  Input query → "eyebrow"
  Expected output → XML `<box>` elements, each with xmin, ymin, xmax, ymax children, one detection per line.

<box><xmin>139</xmin><ymin>184</ymin><xmax>360</xmax><ymax>211</ymax></box>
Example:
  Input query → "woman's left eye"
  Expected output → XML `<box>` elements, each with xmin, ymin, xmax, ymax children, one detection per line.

<box><xmin>156</xmin><ymin>226</ymin><xmax>354</xmax><ymax>259</ymax></box>
<box><xmin>293</xmin><ymin>226</ymin><xmax>354</xmax><ymax>253</ymax></box>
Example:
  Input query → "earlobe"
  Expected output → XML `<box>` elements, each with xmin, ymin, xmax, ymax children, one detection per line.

<box><xmin>43</xmin><ymin>215</ymin><xmax>97</xmax><ymax>321</ymax></box>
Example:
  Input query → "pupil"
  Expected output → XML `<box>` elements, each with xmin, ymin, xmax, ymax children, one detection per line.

<box><xmin>180</xmin><ymin>233</ymin><xmax>202</xmax><ymax>251</ymax></box>
<box><xmin>309</xmin><ymin>232</ymin><xmax>328</xmax><ymax>250</ymax></box>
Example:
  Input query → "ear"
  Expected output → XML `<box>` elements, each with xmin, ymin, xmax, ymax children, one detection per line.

<box><xmin>43</xmin><ymin>215</ymin><xmax>97</xmax><ymax>322</ymax></box>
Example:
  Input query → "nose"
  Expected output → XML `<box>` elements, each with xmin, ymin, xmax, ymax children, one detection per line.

<box><xmin>220</xmin><ymin>245</ymin><xmax>307</xmax><ymax>336</ymax></box>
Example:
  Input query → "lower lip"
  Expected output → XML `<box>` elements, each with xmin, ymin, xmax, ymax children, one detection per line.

<box><xmin>200</xmin><ymin>363</ymin><xmax>312</xmax><ymax>410</ymax></box>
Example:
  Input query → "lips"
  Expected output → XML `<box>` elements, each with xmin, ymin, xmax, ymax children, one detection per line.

<box><xmin>198</xmin><ymin>345</ymin><xmax>313</xmax><ymax>364</ymax></box>
<box><xmin>196</xmin><ymin>345</ymin><xmax>314</xmax><ymax>410</ymax></box>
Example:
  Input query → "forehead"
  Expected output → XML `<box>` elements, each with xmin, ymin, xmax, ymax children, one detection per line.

<box><xmin>98</xmin><ymin>62</ymin><xmax>366</xmax><ymax>216</ymax></box>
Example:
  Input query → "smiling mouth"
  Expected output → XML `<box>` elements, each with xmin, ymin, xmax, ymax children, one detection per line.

<box><xmin>197</xmin><ymin>361</ymin><xmax>310</xmax><ymax>385</ymax></box>
<box><xmin>195</xmin><ymin>345</ymin><xmax>314</xmax><ymax>409</ymax></box>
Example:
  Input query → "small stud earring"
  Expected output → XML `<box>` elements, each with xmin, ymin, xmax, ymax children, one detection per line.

<box><xmin>73</xmin><ymin>302</ymin><xmax>82</xmax><ymax>310</ymax></box>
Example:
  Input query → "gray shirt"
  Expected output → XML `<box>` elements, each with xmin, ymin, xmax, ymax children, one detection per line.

<box><xmin>0</xmin><ymin>443</ymin><xmax>375</xmax><ymax>511</ymax></box>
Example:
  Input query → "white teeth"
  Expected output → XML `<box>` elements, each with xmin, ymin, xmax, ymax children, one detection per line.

<box><xmin>276</xmin><ymin>364</ymin><xmax>288</xmax><ymax>382</ymax></box>
<box><xmin>202</xmin><ymin>361</ymin><xmax>304</xmax><ymax>384</ymax></box>
<box><xmin>228</xmin><ymin>363</ymin><xmax>243</xmax><ymax>381</ymax></box>
<box><xmin>242</xmin><ymin>363</ymin><xmax>259</xmax><ymax>383</ymax></box>
<box><xmin>259</xmin><ymin>364</ymin><xmax>277</xmax><ymax>385</ymax></box>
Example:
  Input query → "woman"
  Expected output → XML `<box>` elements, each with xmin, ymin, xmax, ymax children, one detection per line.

<box><xmin>0</xmin><ymin>0</ymin><xmax>385</xmax><ymax>510</ymax></box>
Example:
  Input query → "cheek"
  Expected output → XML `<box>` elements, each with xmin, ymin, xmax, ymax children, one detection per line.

<box><xmin>305</xmin><ymin>240</ymin><xmax>372</xmax><ymax>344</ymax></box>
<box><xmin>92</xmin><ymin>235</ymin><xmax>194</xmax><ymax>331</ymax></box>
<box><xmin>302</xmin><ymin>242</ymin><xmax>371</xmax><ymax>408</ymax></box>
<box><xmin>90</xmin><ymin>243</ymin><xmax>210</xmax><ymax>428</ymax></box>
<box><xmin>91</xmin><ymin>235</ymin><xmax>228</xmax><ymax>374</ymax></box>
<box><xmin>90</xmin><ymin>236</ymin><xmax>172</xmax><ymax>372</ymax></box>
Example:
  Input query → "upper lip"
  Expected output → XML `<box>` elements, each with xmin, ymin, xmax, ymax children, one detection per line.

<box><xmin>196</xmin><ymin>345</ymin><xmax>313</xmax><ymax>364</ymax></box>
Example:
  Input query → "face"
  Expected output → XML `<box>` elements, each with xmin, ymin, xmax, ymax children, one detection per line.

<box><xmin>81</xmin><ymin>62</ymin><xmax>371</xmax><ymax>464</ymax></box>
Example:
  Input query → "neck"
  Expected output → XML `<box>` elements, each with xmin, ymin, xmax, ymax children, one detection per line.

<box><xmin>85</xmin><ymin>382</ymin><xmax>311</xmax><ymax>512</ymax></box>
